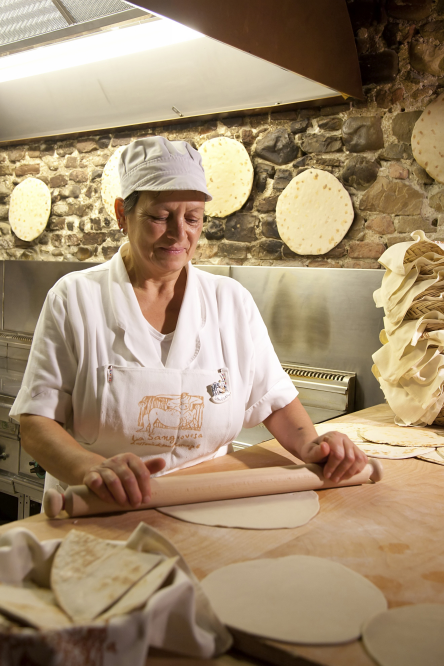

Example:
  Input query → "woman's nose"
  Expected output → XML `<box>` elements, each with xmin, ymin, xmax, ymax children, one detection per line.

<box><xmin>166</xmin><ymin>215</ymin><xmax>187</xmax><ymax>241</ymax></box>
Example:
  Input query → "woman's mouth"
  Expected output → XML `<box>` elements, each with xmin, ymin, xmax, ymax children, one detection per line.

<box><xmin>158</xmin><ymin>246</ymin><xmax>185</xmax><ymax>255</ymax></box>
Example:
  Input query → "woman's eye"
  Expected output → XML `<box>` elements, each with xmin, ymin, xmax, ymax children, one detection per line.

<box><xmin>187</xmin><ymin>219</ymin><xmax>200</xmax><ymax>224</ymax></box>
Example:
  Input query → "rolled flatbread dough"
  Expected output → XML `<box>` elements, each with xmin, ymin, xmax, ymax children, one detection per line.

<box><xmin>101</xmin><ymin>145</ymin><xmax>126</xmax><ymax>220</ymax></box>
<box><xmin>412</xmin><ymin>93</ymin><xmax>444</xmax><ymax>184</ymax></box>
<box><xmin>201</xmin><ymin>555</ymin><xmax>387</xmax><ymax>644</ymax></box>
<box><xmin>9</xmin><ymin>177</ymin><xmax>51</xmax><ymax>241</ymax></box>
<box><xmin>360</xmin><ymin>426</ymin><xmax>444</xmax><ymax>448</ymax></box>
<box><xmin>198</xmin><ymin>137</ymin><xmax>254</xmax><ymax>217</ymax></box>
<box><xmin>276</xmin><ymin>168</ymin><xmax>353</xmax><ymax>255</ymax></box>
<box><xmin>418</xmin><ymin>448</ymin><xmax>444</xmax><ymax>466</ymax></box>
<box><xmin>156</xmin><ymin>491</ymin><xmax>319</xmax><ymax>530</ymax></box>
<box><xmin>314</xmin><ymin>422</ymin><xmax>431</xmax><ymax>458</ymax></box>
<box><xmin>363</xmin><ymin>604</ymin><xmax>444</xmax><ymax>666</ymax></box>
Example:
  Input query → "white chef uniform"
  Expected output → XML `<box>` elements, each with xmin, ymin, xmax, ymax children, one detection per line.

<box><xmin>10</xmin><ymin>243</ymin><xmax>297</xmax><ymax>490</ymax></box>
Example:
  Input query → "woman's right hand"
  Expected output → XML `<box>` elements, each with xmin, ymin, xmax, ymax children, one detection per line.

<box><xmin>83</xmin><ymin>453</ymin><xmax>166</xmax><ymax>508</ymax></box>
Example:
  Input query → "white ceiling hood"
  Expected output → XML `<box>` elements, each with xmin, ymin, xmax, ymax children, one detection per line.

<box><xmin>0</xmin><ymin>15</ymin><xmax>340</xmax><ymax>142</ymax></box>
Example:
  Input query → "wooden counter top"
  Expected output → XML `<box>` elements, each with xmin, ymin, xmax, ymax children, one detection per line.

<box><xmin>1</xmin><ymin>403</ymin><xmax>444</xmax><ymax>666</ymax></box>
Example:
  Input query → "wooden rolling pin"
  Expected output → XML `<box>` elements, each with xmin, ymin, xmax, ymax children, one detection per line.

<box><xmin>43</xmin><ymin>460</ymin><xmax>383</xmax><ymax>518</ymax></box>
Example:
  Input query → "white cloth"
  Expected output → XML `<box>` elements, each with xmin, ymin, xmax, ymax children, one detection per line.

<box><xmin>0</xmin><ymin>523</ymin><xmax>232</xmax><ymax>663</ymax></box>
<box><xmin>10</xmin><ymin>244</ymin><xmax>297</xmax><ymax>487</ymax></box>
<box><xmin>145</xmin><ymin>321</ymin><xmax>174</xmax><ymax>366</ymax></box>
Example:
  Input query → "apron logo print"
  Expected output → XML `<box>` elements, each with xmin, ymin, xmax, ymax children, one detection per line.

<box><xmin>209</xmin><ymin>370</ymin><xmax>231</xmax><ymax>404</ymax></box>
<box><xmin>130</xmin><ymin>393</ymin><xmax>204</xmax><ymax>448</ymax></box>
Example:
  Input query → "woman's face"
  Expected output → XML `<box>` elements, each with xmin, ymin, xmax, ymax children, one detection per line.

<box><xmin>116</xmin><ymin>190</ymin><xmax>205</xmax><ymax>277</ymax></box>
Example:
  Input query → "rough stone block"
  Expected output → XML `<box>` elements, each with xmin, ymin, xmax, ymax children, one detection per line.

<box><xmin>386</xmin><ymin>234</ymin><xmax>411</xmax><ymax>247</ymax></box>
<box><xmin>273</xmin><ymin>169</ymin><xmax>293</xmax><ymax>190</ymax></box>
<box><xmin>366</xmin><ymin>215</ymin><xmax>395</xmax><ymax>235</ymax></box>
<box><xmin>66</xmin><ymin>234</ymin><xmax>81</xmax><ymax>246</ymax></box>
<box><xmin>255</xmin><ymin>129</ymin><xmax>298</xmax><ymax>165</ymax></box>
<box><xmin>15</xmin><ymin>164</ymin><xmax>40</xmax><ymax>176</ymax></box>
<box><xmin>308</xmin><ymin>259</ymin><xmax>341</xmax><ymax>267</ymax></box>
<box><xmin>76</xmin><ymin>247</ymin><xmax>93</xmax><ymax>261</ymax></box>
<box><xmin>65</xmin><ymin>156</ymin><xmax>78</xmax><ymax>169</ymax></box>
<box><xmin>97</xmin><ymin>135</ymin><xmax>112</xmax><ymax>149</ymax></box>
<box><xmin>0</xmin><ymin>206</ymin><xmax>8</xmax><ymax>220</ymax></box>
<box><xmin>325</xmin><ymin>240</ymin><xmax>347</xmax><ymax>258</ymax></box>
<box><xmin>392</xmin><ymin>111</ymin><xmax>423</xmax><ymax>145</ymax></box>
<box><xmin>91</xmin><ymin>169</ymin><xmax>103</xmax><ymax>180</ymax></box>
<box><xmin>317</xmin><ymin>117</ymin><xmax>343</xmax><ymax>132</ymax></box>
<box><xmin>77</xmin><ymin>140</ymin><xmax>98</xmax><ymax>153</ymax></box>
<box><xmin>111</xmin><ymin>133</ymin><xmax>132</xmax><ymax>147</ymax></box>
<box><xmin>256</xmin><ymin>196</ymin><xmax>279</xmax><ymax>213</ymax></box>
<box><xmin>51</xmin><ymin>234</ymin><xmax>64</xmax><ymax>248</ymax></box>
<box><xmin>69</xmin><ymin>170</ymin><xmax>88</xmax><ymax>183</ymax></box>
<box><xmin>301</xmin><ymin>134</ymin><xmax>343</xmax><ymax>154</ymax></box>
<box><xmin>27</xmin><ymin>149</ymin><xmax>40</xmax><ymax>158</ymax></box>
<box><xmin>81</xmin><ymin>232</ymin><xmax>107</xmax><ymax>245</ymax></box>
<box><xmin>429</xmin><ymin>190</ymin><xmax>444</xmax><ymax>212</ymax></box>
<box><xmin>282</xmin><ymin>244</ymin><xmax>298</xmax><ymax>258</ymax></box>
<box><xmin>413</xmin><ymin>164</ymin><xmax>434</xmax><ymax>185</ymax></box>
<box><xmin>394</xmin><ymin>215</ymin><xmax>434</xmax><ymax>233</ymax></box>
<box><xmin>255</xmin><ymin>173</ymin><xmax>268</xmax><ymax>193</ymax></box>
<box><xmin>342</xmin><ymin>155</ymin><xmax>379</xmax><ymax>190</ymax></box>
<box><xmin>251</xmin><ymin>239</ymin><xmax>283</xmax><ymax>259</ymax></box>
<box><xmin>205</xmin><ymin>218</ymin><xmax>225</xmax><ymax>240</ymax></box>
<box><xmin>8</xmin><ymin>148</ymin><xmax>25</xmax><ymax>162</ymax></box>
<box><xmin>348</xmin><ymin>240</ymin><xmax>386</xmax><ymax>259</ymax></box>
<box><xmin>102</xmin><ymin>246</ymin><xmax>120</xmax><ymax>260</ymax></box>
<box><xmin>290</xmin><ymin>120</ymin><xmax>310</xmax><ymax>135</ymax></box>
<box><xmin>420</xmin><ymin>20</ymin><xmax>444</xmax><ymax>42</ymax></box>
<box><xmin>241</xmin><ymin>128</ymin><xmax>254</xmax><ymax>144</ymax></box>
<box><xmin>409</xmin><ymin>41</ymin><xmax>444</xmax><ymax>77</ymax></box>
<box><xmin>48</xmin><ymin>217</ymin><xmax>66</xmax><ymax>231</ymax></box>
<box><xmin>255</xmin><ymin>162</ymin><xmax>276</xmax><ymax>177</ymax></box>
<box><xmin>217</xmin><ymin>241</ymin><xmax>249</xmax><ymax>259</ymax></box>
<box><xmin>320</xmin><ymin>104</ymin><xmax>349</xmax><ymax>116</ymax></box>
<box><xmin>347</xmin><ymin>212</ymin><xmax>366</xmax><ymax>240</ymax></box>
<box><xmin>56</xmin><ymin>143</ymin><xmax>75</xmax><ymax>157</ymax></box>
<box><xmin>379</xmin><ymin>143</ymin><xmax>413</xmax><ymax>160</ymax></box>
<box><xmin>359</xmin><ymin>50</ymin><xmax>399</xmax><ymax>85</ymax></box>
<box><xmin>387</xmin><ymin>0</ymin><xmax>432</xmax><ymax>20</ymax></box>
<box><xmin>389</xmin><ymin>163</ymin><xmax>409</xmax><ymax>179</ymax></box>
<box><xmin>0</xmin><ymin>165</ymin><xmax>13</xmax><ymax>176</ymax></box>
<box><xmin>261</xmin><ymin>214</ymin><xmax>281</xmax><ymax>239</ymax></box>
<box><xmin>342</xmin><ymin>117</ymin><xmax>384</xmax><ymax>153</ymax></box>
<box><xmin>52</xmin><ymin>202</ymin><xmax>70</xmax><ymax>217</ymax></box>
<box><xmin>49</xmin><ymin>174</ymin><xmax>68</xmax><ymax>188</ymax></box>
<box><xmin>359</xmin><ymin>177</ymin><xmax>424</xmax><ymax>215</ymax></box>
<box><xmin>225</xmin><ymin>213</ymin><xmax>257</xmax><ymax>242</ymax></box>
<box><xmin>344</xmin><ymin>259</ymin><xmax>381</xmax><ymax>269</ymax></box>
<box><xmin>59</xmin><ymin>184</ymin><xmax>81</xmax><ymax>199</ymax></box>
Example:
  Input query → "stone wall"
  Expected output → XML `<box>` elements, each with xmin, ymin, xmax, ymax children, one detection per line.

<box><xmin>1</xmin><ymin>0</ymin><xmax>444</xmax><ymax>267</ymax></box>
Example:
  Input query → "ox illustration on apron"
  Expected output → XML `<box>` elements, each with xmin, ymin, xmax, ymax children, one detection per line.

<box><xmin>87</xmin><ymin>365</ymin><xmax>233</xmax><ymax>472</ymax></box>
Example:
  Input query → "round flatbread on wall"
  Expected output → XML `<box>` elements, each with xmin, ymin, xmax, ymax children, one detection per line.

<box><xmin>198</xmin><ymin>137</ymin><xmax>254</xmax><ymax>217</ymax></box>
<box><xmin>101</xmin><ymin>145</ymin><xmax>126</xmax><ymax>221</ymax></box>
<box><xmin>276</xmin><ymin>168</ymin><xmax>354</xmax><ymax>255</ymax></box>
<box><xmin>8</xmin><ymin>177</ymin><xmax>51</xmax><ymax>242</ymax></box>
<box><xmin>412</xmin><ymin>93</ymin><xmax>444</xmax><ymax>184</ymax></box>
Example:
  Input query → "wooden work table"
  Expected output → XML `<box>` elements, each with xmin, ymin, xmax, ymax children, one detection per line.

<box><xmin>1</xmin><ymin>403</ymin><xmax>444</xmax><ymax>666</ymax></box>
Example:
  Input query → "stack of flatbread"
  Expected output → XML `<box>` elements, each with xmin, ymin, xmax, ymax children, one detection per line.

<box><xmin>0</xmin><ymin>523</ymin><xmax>231</xmax><ymax>665</ymax></box>
<box><xmin>315</xmin><ymin>422</ymin><xmax>444</xmax><ymax>465</ymax></box>
<box><xmin>372</xmin><ymin>230</ymin><xmax>444</xmax><ymax>427</ymax></box>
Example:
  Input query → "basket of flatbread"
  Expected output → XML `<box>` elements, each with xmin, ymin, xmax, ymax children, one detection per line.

<box><xmin>0</xmin><ymin>523</ymin><xmax>231</xmax><ymax>666</ymax></box>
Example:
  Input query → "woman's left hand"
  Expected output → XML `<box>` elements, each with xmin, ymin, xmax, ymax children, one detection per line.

<box><xmin>298</xmin><ymin>431</ymin><xmax>368</xmax><ymax>483</ymax></box>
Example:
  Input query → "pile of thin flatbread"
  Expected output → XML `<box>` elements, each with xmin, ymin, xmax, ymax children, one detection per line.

<box><xmin>315</xmin><ymin>421</ymin><xmax>444</xmax><ymax>466</ymax></box>
<box><xmin>372</xmin><ymin>230</ymin><xmax>444</xmax><ymax>427</ymax></box>
<box><xmin>0</xmin><ymin>523</ymin><xmax>230</xmax><ymax>666</ymax></box>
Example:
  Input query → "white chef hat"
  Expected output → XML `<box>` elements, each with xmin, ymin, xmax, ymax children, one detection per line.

<box><xmin>118</xmin><ymin>136</ymin><xmax>212</xmax><ymax>201</ymax></box>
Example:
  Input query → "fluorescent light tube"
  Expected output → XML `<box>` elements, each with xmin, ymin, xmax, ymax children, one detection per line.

<box><xmin>0</xmin><ymin>18</ymin><xmax>204</xmax><ymax>83</ymax></box>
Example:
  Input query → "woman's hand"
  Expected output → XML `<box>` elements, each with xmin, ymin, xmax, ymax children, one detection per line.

<box><xmin>298</xmin><ymin>431</ymin><xmax>368</xmax><ymax>483</ymax></box>
<box><xmin>83</xmin><ymin>453</ymin><xmax>166</xmax><ymax>507</ymax></box>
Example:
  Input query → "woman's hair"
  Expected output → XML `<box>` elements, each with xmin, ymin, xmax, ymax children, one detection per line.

<box><xmin>123</xmin><ymin>190</ymin><xmax>161</xmax><ymax>215</ymax></box>
<box><xmin>123</xmin><ymin>190</ymin><xmax>140</xmax><ymax>215</ymax></box>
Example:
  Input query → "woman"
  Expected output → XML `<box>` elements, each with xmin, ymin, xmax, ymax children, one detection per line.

<box><xmin>11</xmin><ymin>137</ymin><xmax>367</xmax><ymax>508</ymax></box>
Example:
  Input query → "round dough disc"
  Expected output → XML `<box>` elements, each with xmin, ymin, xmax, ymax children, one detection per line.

<box><xmin>156</xmin><ymin>491</ymin><xmax>319</xmax><ymax>530</ymax></box>
<box><xmin>276</xmin><ymin>168</ymin><xmax>353</xmax><ymax>255</ymax></box>
<box><xmin>314</xmin><ymin>423</ymin><xmax>431</xmax><ymax>458</ymax></box>
<box><xmin>198</xmin><ymin>137</ymin><xmax>253</xmax><ymax>217</ymax></box>
<box><xmin>363</xmin><ymin>604</ymin><xmax>444</xmax><ymax>666</ymax></box>
<box><xmin>412</xmin><ymin>93</ymin><xmax>444</xmax><ymax>184</ymax></box>
<box><xmin>8</xmin><ymin>177</ymin><xmax>51</xmax><ymax>241</ymax></box>
<box><xmin>360</xmin><ymin>426</ymin><xmax>444</xmax><ymax>448</ymax></box>
<box><xmin>101</xmin><ymin>145</ymin><xmax>126</xmax><ymax>220</ymax></box>
<box><xmin>201</xmin><ymin>555</ymin><xmax>387</xmax><ymax>644</ymax></box>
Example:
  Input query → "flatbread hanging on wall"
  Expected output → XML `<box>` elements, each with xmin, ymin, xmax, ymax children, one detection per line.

<box><xmin>198</xmin><ymin>137</ymin><xmax>253</xmax><ymax>217</ymax></box>
<box><xmin>276</xmin><ymin>168</ymin><xmax>353</xmax><ymax>255</ymax></box>
<box><xmin>8</xmin><ymin>177</ymin><xmax>51</xmax><ymax>241</ymax></box>
<box><xmin>101</xmin><ymin>145</ymin><xmax>126</xmax><ymax>220</ymax></box>
<box><xmin>412</xmin><ymin>93</ymin><xmax>444</xmax><ymax>184</ymax></box>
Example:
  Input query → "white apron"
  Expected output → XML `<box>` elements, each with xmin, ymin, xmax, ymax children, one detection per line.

<box><xmin>87</xmin><ymin>365</ymin><xmax>233</xmax><ymax>472</ymax></box>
